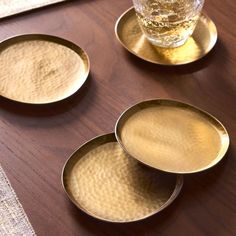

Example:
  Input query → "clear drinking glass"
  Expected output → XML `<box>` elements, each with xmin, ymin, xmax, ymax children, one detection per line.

<box><xmin>132</xmin><ymin>0</ymin><xmax>205</xmax><ymax>48</ymax></box>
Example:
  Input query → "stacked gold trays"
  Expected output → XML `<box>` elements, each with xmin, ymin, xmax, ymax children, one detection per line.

<box><xmin>62</xmin><ymin>99</ymin><xmax>229</xmax><ymax>222</ymax></box>
<box><xmin>115</xmin><ymin>7</ymin><xmax>218</xmax><ymax>65</ymax></box>
<box><xmin>0</xmin><ymin>34</ymin><xmax>90</xmax><ymax>104</ymax></box>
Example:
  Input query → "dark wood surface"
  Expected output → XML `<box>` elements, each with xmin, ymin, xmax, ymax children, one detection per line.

<box><xmin>0</xmin><ymin>0</ymin><xmax>235</xmax><ymax>235</ymax></box>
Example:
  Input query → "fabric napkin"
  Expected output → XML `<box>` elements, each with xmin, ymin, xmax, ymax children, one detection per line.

<box><xmin>0</xmin><ymin>0</ymin><xmax>65</xmax><ymax>19</ymax></box>
<box><xmin>0</xmin><ymin>165</ymin><xmax>36</xmax><ymax>236</ymax></box>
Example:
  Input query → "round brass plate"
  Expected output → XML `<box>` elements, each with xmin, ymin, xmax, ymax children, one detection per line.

<box><xmin>115</xmin><ymin>99</ymin><xmax>229</xmax><ymax>174</ymax></box>
<box><xmin>62</xmin><ymin>133</ymin><xmax>183</xmax><ymax>223</ymax></box>
<box><xmin>115</xmin><ymin>7</ymin><xmax>217</xmax><ymax>65</ymax></box>
<box><xmin>0</xmin><ymin>34</ymin><xmax>90</xmax><ymax>104</ymax></box>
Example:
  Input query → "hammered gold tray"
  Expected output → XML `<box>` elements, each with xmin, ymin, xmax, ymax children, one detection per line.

<box><xmin>115</xmin><ymin>99</ymin><xmax>229</xmax><ymax>174</ymax></box>
<box><xmin>115</xmin><ymin>7</ymin><xmax>217</xmax><ymax>65</ymax></box>
<box><xmin>62</xmin><ymin>133</ymin><xmax>183</xmax><ymax>223</ymax></box>
<box><xmin>0</xmin><ymin>34</ymin><xmax>89</xmax><ymax>104</ymax></box>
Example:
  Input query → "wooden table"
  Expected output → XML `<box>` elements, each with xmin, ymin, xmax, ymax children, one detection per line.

<box><xmin>0</xmin><ymin>0</ymin><xmax>235</xmax><ymax>235</ymax></box>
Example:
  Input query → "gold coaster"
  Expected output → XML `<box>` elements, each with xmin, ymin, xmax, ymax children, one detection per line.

<box><xmin>0</xmin><ymin>34</ymin><xmax>89</xmax><ymax>104</ymax></box>
<box><xmin>115</xmin><ymin>99</ymin><xmax>229</xmax><ymax>174</ymax></box>
<box><xmin>62</xmin><ymin>133</ymin><xmax>183</xmax><ymax>223</ymax></box>
<box><xmin>115</xmin><ymin>7</ymin><xmax>217</xmax><ymax>65</ymax></box>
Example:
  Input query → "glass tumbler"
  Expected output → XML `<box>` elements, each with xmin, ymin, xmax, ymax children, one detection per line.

<box><xmin>132</xmin><ymin>0</ymin><xmax>205</xmax><ymax>48</ymax></box>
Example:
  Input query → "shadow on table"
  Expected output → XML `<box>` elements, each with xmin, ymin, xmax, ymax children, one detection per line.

<box><xmin>125</xmin><ymin>39</ymin><xmax>227</xmax><ymax>76</ymax></box>
<box><xmin>177</xmin><ymin>150</ymin><xmax>234</xmax><ymax>234</ymax></box>
<box><xmin>183</xmin><ymin>147</ymin><xmax>231</xmax><ymax>199</ymax></box>
<box><xmin>0</xmin><ymin>73</ymin><xmax>94</xmax><ymax>117</ymax></box>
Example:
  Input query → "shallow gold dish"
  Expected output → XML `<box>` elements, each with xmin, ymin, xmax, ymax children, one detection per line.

<box><xmin>115</xmin><ymin>99</ymin><xmax>229</xmax><ymax>174</ymax></box>
<box><xmin>115</xmin><ymin>7</ymin><xmax>217</xmax><ymax>65</ymax></box>
<box><xmin>0</xmin><ymin>34</ymin><xmax>89</xmax><ymax>104</ymax></box>
<box><xmin>62</xmin><ymin>133</ymin><xmax>183</xmax><ymax>223</ymax></box>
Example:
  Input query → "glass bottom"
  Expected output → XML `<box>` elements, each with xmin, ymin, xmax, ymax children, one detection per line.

<box><xmin>146</xmin><ymin>36</ymin><xmax>189</xmax><ymax>48</ymax></box>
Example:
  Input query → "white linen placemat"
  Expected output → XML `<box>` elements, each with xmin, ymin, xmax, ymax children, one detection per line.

<box><xmin>0</xmin><ymin>165</ymin><xmax>36</xmax><ymax>236</ymax></box>
<box><xmin>0</xmin><ymin>0</ymin><xmax>65</xmax><ymax>19</ymax></box>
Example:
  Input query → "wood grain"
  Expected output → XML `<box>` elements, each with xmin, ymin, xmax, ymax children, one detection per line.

<box><xmin>0</xmin><ymin>0</ymin><xmax>235</xmax><ymax>235</ymax></box>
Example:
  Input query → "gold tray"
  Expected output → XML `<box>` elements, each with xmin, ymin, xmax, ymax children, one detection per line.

<box><xmin>115</xmin><ymin>99</ymin><xmax>229</xmax><ymax>174</ymax></box>
<box><xmin>62</xmin><ymin>133</ymin><xmax>183</xmax><ymax>223</ymax></box>
<box><xmin>0</xmin><ymin>34</ymin><xmax>89</xmax><ymax>104</ymax></box>
<box><xmin>115</xmin><ymin>7</ymin><xmax>217</xmax><ymax>65</ymax></box>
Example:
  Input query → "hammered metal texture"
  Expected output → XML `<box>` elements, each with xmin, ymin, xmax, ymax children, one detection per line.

<box><xmin>115</xmin><ymin>7</ymin><xmax>217</xmax><ymax>65</ymax></box>
<box><xmin>116</xmin><ymin>100</ymin><xmax>229</xmax><ymax>174</ymax></box>
<box><xmin>0</xmin><ymin>35</ymin><xmax>89</xmax><ymax>104</ymax></box>
<box><xmin>63</xmin><ymin>134</ymin><xmax>182</xmax><ymax>222</ymax></box>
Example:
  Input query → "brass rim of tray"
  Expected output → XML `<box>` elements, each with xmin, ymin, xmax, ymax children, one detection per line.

<box><xmin>0</xmin><ymin>34</ymin><xmax>90</xmax><ymax>104</ymax></box>
<box><xmin>115</xmin><ymin>99</ymin><xmax>229</xmax><ymax>174</ymax></box>
<box><xmin>115</xmin><ymin>7</ymin><xmax>218</xmax><ymax>65</ymax></box>
<box><xmin>62</xmin><ymin>133</ymin><xmax>183</xmax><ymax>223</ymax></box>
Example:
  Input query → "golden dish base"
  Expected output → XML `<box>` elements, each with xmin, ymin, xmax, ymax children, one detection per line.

<box><xmin>115</xmin><ymin>99</ymin><xmax>229</xmax><ymax>174</ymax></box>
<box><xmin>0</xmin><ymin>34</ymin><xmax>90</xmax><ymax>104</ymax></box>
<box><xmin>62</xmin><ymin>133</ymin><xmax>183</xmax><ymax>223</ymax></box>
<box><xmin>115</xmin><ymin>7</ymin><xmax>217</xmax><ymax>65</ymax></box>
